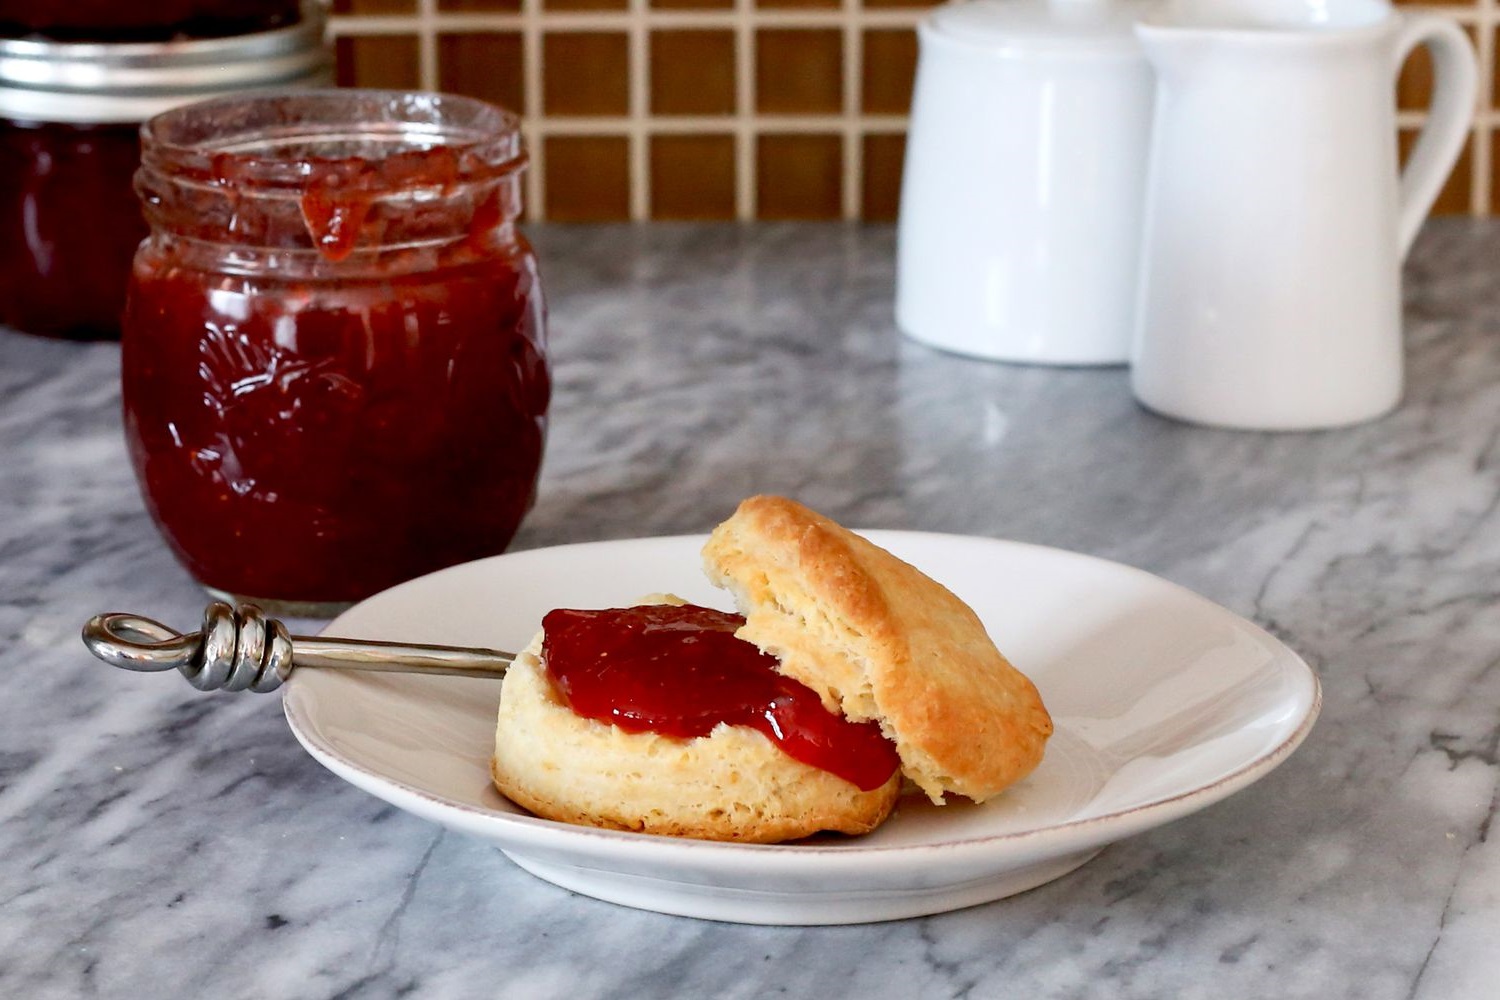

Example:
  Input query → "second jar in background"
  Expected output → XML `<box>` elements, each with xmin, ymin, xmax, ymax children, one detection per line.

<box><xmin>0</xmin><ymin>5</ymin><xmax>328</xmax><ymax>338</ymax></box>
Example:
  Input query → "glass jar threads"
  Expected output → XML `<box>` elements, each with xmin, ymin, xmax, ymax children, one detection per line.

<box><xmin>123</xmin><ymin>91</ymin><xmax>551</xmax><ymax>615</ymax></box>
<box><xmin>0</xmin><ymin>7</ymin><xmax>329</xmax><ymax>338</ymax></box>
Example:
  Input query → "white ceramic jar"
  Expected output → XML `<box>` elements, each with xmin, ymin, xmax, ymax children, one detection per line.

<box><xmin>896</xmin><ymin>0</ymin><xmax>1155</xmax><ymax>366</ymax></box>
<box><xmin>1130</xmin><ymin>0</ymin><xmax>1478</xmax><ymax>430</ymax></box>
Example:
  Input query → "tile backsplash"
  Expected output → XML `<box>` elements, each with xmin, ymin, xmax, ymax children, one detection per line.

<box><xmin>332</xmin><ymin>0</ymin><xmax>1500</xmax><ymax>221</ymax></box>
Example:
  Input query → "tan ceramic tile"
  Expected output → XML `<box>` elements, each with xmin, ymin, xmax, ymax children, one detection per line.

<box><xmin>1493</xmin><ymin>132</ymin><xmax>1500</xmax><ymax>214</ymax></box>
<box><xmin>1493</xmin><ymin>27</ymin><xmax>1499</xmax><ymax>107</ymax></box>
<box><xmin>652</xmin><ymin>135</ymin><xmax>737</xmax><ymax>219</ymax></box>
<box><xmin>545</xmin><ymin>136</ymin><xmax>631</xmax><ymax>220</ymax></box>
<box><xmin>756</xmin><ymin>30</ymin><xmax>843</xmax><ymax>114</ymax></box>
<box><xmin>335</xmin><ymin>35</ymin><xmax>421</xmax><ymax>90</ymax></box>
<box><xmin>543</xmin><ymin>34</ymin><xmax>630</xmax><ymax>116</ymax></box>
<box><xmin>545</xmin><ymin>0</ymin><xmax>627</xmax><ymax>12</ymax></box>
<box><xmin>757</xmin><ymin>133</ymin><xmax>842</xmax><ymax>218</ymax></box>
<box><xmin>1398</xmin><ymin>128</ymin><xmax>1474</xmax><ymax>215</ymax></box>
<box><xmin>1396</xmin><ymin>25</ymin><xmax>1477</xmax><ymax>111</ymax></box>
<box><xmin>862</xmin><ymin>133</ymin><xmax>905</xmax><ymax>221</ymax></box>
<box><xmin>862</xmin><ymin>29</ymin><xmax>916</xmax><ymax>115</ymax></box>
<box><xmin>436</xmin><ymin>0</ymin><xmax>520</xmax><ymax>10</ymax></box>
<box><xmin>332</xmin><ymin>0</ymin><xmax>414</xmax><ymax>12</ymax></box>
<box><xmin>651</xmin><ymin>31</ymin><xmax>736</xmax><ymax>116</ymax></box>
<box><xmin>438</xmin><ymin>33</ymin><xmax>524</xmax><ymax>113</ymax></box>
<box><xmin>1396</xmin><ymin>42</ymin><xmax>1431</xmax><ymax>111</ymax></box>
<box><xmin>651</xmin><ymin>0</ymin><xmax>732</xmax><ymax>9</ymax></box>
<box><xmin>758</xmin><ymin>0</ymin><xmax>838</xmax><ymax>9</ymax></box>
<box><xmin>861</xmin><ymin>0</ymin><xmax>942</xmax><ymax>9</ymax></box>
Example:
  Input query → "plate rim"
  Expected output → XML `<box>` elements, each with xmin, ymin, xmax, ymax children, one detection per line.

<box><xmin>283</xmin><ymin>530</ymin><xmax>1322</xmax><ymax>868</ymax></box>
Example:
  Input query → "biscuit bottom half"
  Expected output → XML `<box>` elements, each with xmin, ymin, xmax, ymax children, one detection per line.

<box><xmin>491</xmin><ymin>633</ymin><xmax>902</xmax><ymax>843</ymax></box>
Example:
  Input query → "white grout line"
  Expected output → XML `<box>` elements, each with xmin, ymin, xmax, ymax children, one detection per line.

<box><xmin>1375</xmin><ymin>1</ymin><xmax>1487</xmax><ymax>21</ymax></box>
<box><xmin>521</xmin><ymin>0</ymin><xmax>546</xmax><ymax>221</ymax></box>
<box><xmin>1471</xmin><ymin>0</ymin><xmax>1494</xmax><ymax>213</ymax></box>
<box><xmin>1398</xmin><ymin>113</ymin><xmax>1500</xmax><ymax>127</ymax></box>
<box><xmin>842</xmin><ymin>0</ymin><xmax>862</xmax><ymax>219</ymax></box>
<box><xmin>734</xmin><ymin>0</ymin><xmax>755</xmax><ymax>220</ymax></box>
<box><xmin>629</xmin><ymin>0</ymin><xmax>651</xmax><ymax>219</ymax></box>
<box><xmin>416</xmin><ymin>0</ymin><xmax>438</xmax><ymax>92</ymax></box>
<box><xmin>535</xmin><ymin>114</ymin><xmax>909</xmax><ymax>133</ymax></box>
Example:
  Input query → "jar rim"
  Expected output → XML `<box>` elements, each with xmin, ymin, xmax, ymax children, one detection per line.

<box><xmin>140</xmin><ymin>89</ymin><xmax>527</xmax><ymax>196</ymax></box>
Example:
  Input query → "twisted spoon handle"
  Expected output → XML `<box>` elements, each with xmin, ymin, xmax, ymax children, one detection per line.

<box><xmin>82</xmin><ymin>602</ymin><xmax>515</xmax><ymax>693</ymax></box>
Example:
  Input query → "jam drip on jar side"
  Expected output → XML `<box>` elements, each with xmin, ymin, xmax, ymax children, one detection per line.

<box><xmin>541</xmin><ymin>604</ymin><xmax>901</xmax><ymax>791</ymax></box>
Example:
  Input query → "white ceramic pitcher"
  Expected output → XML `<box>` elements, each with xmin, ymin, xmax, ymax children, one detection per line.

<box><xmin>1130</xmin><ymin>0</ymin><xmax>1478</xmax><ymax>431</ymax></box>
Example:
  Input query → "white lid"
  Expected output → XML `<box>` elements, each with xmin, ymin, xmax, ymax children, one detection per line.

<box><xmin>0</xmin><ymin>6</ymin><xmax>331</xmax><ymax>123</ymax></box>
<box><xmin>925</xmin><ymin>0</ymin><xmax>1154</xmax><ymax>53</ymax></box>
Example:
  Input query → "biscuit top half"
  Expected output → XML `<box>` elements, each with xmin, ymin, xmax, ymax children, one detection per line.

<box><xmin>701</xmin><ymin>495</ymin><xmax>1053</xmax><ymax>803</ymax></box>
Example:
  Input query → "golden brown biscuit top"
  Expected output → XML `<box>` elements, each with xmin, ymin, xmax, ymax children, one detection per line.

<box><xmin>702</xmin><ymin>495</ymin><xmax>1053</xmax><ymax>803</ymax></box>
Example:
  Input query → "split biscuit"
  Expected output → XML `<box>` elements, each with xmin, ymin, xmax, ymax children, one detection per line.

<box><xmin>701</xmin><ymin>495</ymin><xmax>1052</xmax><ymax>803</ymax></box>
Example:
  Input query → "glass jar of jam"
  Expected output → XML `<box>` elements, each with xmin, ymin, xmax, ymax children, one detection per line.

<box><xmin>0</xmin><ymin>7</ymin><xmax>329</xmax><ymax>338</ymax></box>
<box><xmin>123</xmin><ymin>91</ymin><xmax>550</xmax><ymax>616</ymax></box>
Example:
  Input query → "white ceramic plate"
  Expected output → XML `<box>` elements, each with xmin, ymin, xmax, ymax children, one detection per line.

<box><xmin>284</xmin><ymin>532</ymin><xmax>1320</xmax><ymax>925</ymax></box>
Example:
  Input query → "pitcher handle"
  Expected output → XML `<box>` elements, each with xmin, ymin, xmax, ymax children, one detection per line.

<box><xmin>1392</xmin><ymin>14</ymin><xmax>1479</xmax><ymax>259</ymax></box>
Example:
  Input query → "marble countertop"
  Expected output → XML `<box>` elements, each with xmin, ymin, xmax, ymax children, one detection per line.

<box><xmin>2</xmin><ymin>221</ymin><xmax>1497</xmax><ymax>999</ymax></box>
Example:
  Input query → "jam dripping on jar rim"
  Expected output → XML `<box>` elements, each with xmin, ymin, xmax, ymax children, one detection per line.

<box><xmin>140</xmin><ymin>91</ymin><xmax>525</xmax><ymax>193</ymax></box>
<box><xmin>136</xmin><ymin>90</ymin><xmax>528</xmax><ymax>262</ymax></box>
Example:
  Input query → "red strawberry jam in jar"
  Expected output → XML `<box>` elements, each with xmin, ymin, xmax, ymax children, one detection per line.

<box><xmin>123</xmin><ymin>91</ymin><xmax>549</xmax><ymax>615</ymax></box>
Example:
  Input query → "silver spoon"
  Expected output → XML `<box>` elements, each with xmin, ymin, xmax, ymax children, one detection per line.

<box><xmin>82</xmin><ymin>602</ymin><xmax>514</xmax><ymax>693</ymax></box>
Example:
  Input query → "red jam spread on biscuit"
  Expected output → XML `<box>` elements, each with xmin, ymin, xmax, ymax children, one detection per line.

<box><xmin>541</xmin><ymin>604</ymin><xmax>900</xmax><ymax>791</ymax></box>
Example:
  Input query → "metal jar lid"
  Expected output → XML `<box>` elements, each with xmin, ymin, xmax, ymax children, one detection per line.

<box><xmin>0</xmin><ymin>5</ymin><xmax>331</xmax><ymax>124</ymax></box>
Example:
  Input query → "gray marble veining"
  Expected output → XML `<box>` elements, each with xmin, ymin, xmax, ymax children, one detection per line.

<box><xmin>1</xmin><ymin>221</ymin><xmax>1497</xmax><ymax>999</ymax></box>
